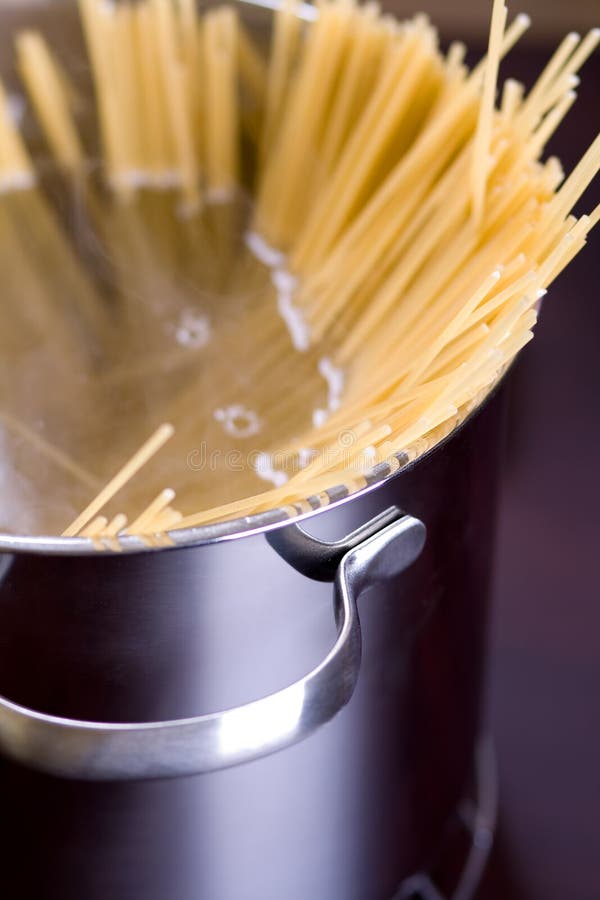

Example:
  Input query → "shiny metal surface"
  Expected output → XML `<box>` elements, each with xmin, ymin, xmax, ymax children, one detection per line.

<box><xmin>0</xmin><ymin>1</ymin><xmax>508</xmax><ymax>893</ymax></box>
<box><xmin>0</xmin><ymin>511</ymin><xmax>425</xmax><ymax>780</ymax></box>
<box><xmin>267</xmin><ymin>506</ymin><xmax>420</xmax><ymax>581</ymax></box>
<box><xmin>0</xmin><ymin>386</ymin><xmax>506</xmax><ymax>900</ymax></box>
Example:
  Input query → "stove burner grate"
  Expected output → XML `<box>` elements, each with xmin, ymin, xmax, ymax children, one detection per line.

<box><xmin>393</xmin><ymin>737</ymin><xmax>498</xmax><ymax>900</ymax></box>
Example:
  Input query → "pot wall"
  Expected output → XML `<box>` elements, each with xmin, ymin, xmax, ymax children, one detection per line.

<box><xmin>0</xmin><ymin>387</ymin><xmax>506</xmax><ymax>900</ymax></box>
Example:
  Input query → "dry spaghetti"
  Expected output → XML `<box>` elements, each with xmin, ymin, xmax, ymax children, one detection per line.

<box><xmin>0</xmin><ymin>0</ymin><xmax>597</xmax><ymax>545</ymax></box>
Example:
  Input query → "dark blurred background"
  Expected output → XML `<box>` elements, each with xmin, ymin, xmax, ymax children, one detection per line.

<box><xmin>393</xmin><ymin>3</ymin><xmax>600</xmax><ymax>897</ymax></box>
<box><xmin>404</xmin><ymin>0</ymin><xmax>598</xmax><ymax>45</ymax></box>
<box><xmin>481</xmin><ymin>46</ymin><xmax>600</xmax><ymax>900</ymax></box>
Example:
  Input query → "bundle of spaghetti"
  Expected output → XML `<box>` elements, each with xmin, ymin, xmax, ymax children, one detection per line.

<box><xmin>74</xmin><ymin>0</ymin><xmax>264</xmax><ymax>206</ymax></box>
<box><xmin>259</xmin><ymin>0</ymin><xmax>306</xmax><ymax>161</ymax></box>
<box><xmin>202</xmin><ymin>5</ymin><xmax>240</xmax><ymax>196</ymax></box>
<box><xmin>15</xmin><ymin>30</ymin><xmax>85</xmax><ymax>171</ymax></box>
<box><xmin>164</xmin><ymin>3</ymin><xmax>599</xmax><ymax>532</ymax></box>
<box><xmin>0</xmin><ymin>0</ymin><xmax>598</xmax><ymax>544</ymax></box>
<box><xmin>256</xmin><ymin>6</ymin><xmax>447</xmax><ymax>247</ymax></box>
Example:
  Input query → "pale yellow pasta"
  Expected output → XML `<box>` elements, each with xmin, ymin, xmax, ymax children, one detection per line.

<box><xmin>0</xmin><ymin>0</ymin><xmax>597</xmax><ymax>545</ymax></box>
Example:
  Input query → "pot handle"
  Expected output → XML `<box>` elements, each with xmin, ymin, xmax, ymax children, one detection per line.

<box><xmin>0</xmin><ymin>509</ymin><xmax>425</xmax><ymax>782</ymax></box>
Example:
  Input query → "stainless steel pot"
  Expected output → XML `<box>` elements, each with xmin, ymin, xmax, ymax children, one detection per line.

<box><xmin>0</xmin><ymin>1</ymin><xmax>507</xmax><ymax>895</ymax></box>
<box><xmin>0</xmin><ymin>382</ymin><xmax>506</xmax><ymax>900</ymax></box>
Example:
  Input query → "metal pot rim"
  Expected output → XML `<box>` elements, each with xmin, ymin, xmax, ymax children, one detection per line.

<box><xmin>0</xmin><ymin>0</ymin><xmax>510</xmax><ymax>558</ymax></box>
<box><xmin>0</xmin><ymin>376</ymin><xmax>507</xmax><ymax>556</ymax></box>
